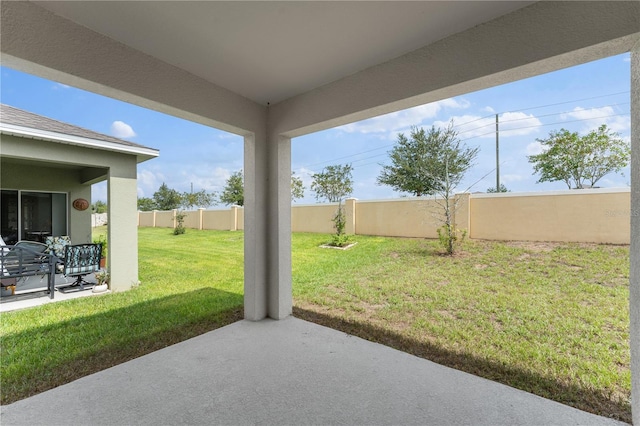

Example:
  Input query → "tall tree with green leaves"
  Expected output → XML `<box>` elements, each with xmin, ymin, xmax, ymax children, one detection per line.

<box><xmin>153</xmin><ymin>183</ymin><xmax>182</xmax><ymax>211</ymax></box>
<box><xmin>527</xmin><ymin>125</ymin><xmax>630</xmax><ymax>189</ymax></box>
<box><xmin>137</xmin><ymin>197</ymin><xmax>156</xmax><ymax>211</ymax></box>
<box><xmin>220</xmin><ymin>170</ymin><xmax>245</xmax><ymax>206</ymax></box>
<box><xmin>311</xmin><ymin>164</ymin><xmax>353</xmax><ymax>203</ymax></box>
<box><xmin>377</xmin><ymin>124</ymin><xmax>478</xmax><ymax>197</ymax></box>
<box><xmin>181</xmin><ymin>189</ymin><xmax>216</xmax><ymax>209</ymax></box>
<box><xmin>219</xmin><ymin>170</ymin><xmax>307</xmax><ymax>206</ymax></box>
<box><xmin>378</xmin><ymin>123</ymin><xmax>478</xmax><ymax>254</ymax></box>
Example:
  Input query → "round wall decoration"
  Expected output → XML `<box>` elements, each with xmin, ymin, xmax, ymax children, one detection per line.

<box><xmin>72</xmin><ymin>198</ymin><xmax>90</xmax><ymax>211</ymax></box>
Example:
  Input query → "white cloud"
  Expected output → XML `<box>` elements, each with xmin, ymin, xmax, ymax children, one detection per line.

<box><xmin>561</xmin><ymin>106</ymin><xmax>630</xmax><ymax>133</ymax></box>
<box><xmin>137</xmin><ymin>169</ymin><xmax>166</xmax><ymax>198</ymax></box>
<box><xmin>52</xmin><ymin>83</ymin><xmax>70</xmax><ymax>90</ymax></box>
<box><xmin>294</xmin><ymin>167</ymin><xmax>316</xmax><ymax>188</ymax></box>
<box><xmin>337</xmin><ymin>97</ymin><xmax>470</xmax><ymax>135</ymax></box>
<box><xmin>481</xmin><ymin>106</ymin><xmax>495</xmax><ymax>113</ymax></box>
<box><xmin>525</xmin><ymin>141</ymin><xmax>545</xmax><ymax>156</ymax></box>
<box><xmin>110</xmin><ymin>120</ymin><xmax>137</xmax><ymax>138</ymax></box>
<box><xmin>179</xmin><ymin>167</ymin><xmax>232</xmax><ymax>193</ymax></box>
<box><xmin>499</xmin><ymin>112</ymin><xmax>543</xmax><ymax>136</ymax></box>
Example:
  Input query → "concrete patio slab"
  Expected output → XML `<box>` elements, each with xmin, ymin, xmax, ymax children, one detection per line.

<box><xmin>0</xmin><ymin>317</ymin><xmax>625</xmax><ymax>425</ymax></box>
<box><xmin>0</xmin><ymin>273</ymin><xmax>103</xmax><ymax>313</ymax></box>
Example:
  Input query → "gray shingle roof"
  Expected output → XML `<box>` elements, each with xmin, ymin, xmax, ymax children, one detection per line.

<box><xmin>0</xmin><ymin>103</ymin><xmax>155</xmax><ymax>151</ymax></box>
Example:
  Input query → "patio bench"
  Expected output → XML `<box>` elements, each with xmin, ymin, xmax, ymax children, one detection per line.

<box><xmin>0</xmin><ymin>241</ymin><xmax>57</xmax><ymax>299</ymax></box>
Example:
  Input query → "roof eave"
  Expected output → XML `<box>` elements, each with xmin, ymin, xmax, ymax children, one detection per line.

<box><xmin>0</xmin><ymin>123</ymin><xmax>160</xmax><ymax>163</ymax></box>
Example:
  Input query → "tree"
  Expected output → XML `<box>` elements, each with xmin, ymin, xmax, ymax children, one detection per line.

<box><xmin>153</xmin><ymin>183</ymin><xmax>182</xmax><ymax>210</ymax></box>
<box><xmin>137</xmin><ymin>197</ymin><xmax>156</xmax><ymax>211</ymax></box>
<box><xmin>311</xmin><ymin>164</ymin><xmax>354</xmax><ymax>247</ymax></box>
<box><xmin>291</xmin><ymin>172</ymin><xmax>305</xmax><ymax>202</ymax></box>
<box><xmin>220</xmin><ymin>170</ymin><xmax>244</xmax><ymax>206</ymax></box>
<box><xmin>378</xmin><ymin>123</ymin><xmax>478</xmax><ymax>254</ymax></box>
<box><xmin>377</xmin><ymin>124</ymin><xmax>478</xmax><ymax>197</ymax></box>
<box><xmin>91</xmin><ymin>200</ymin><xmax>107</xmax><ymax>213</ymax></box>
<box><xmin>487</xmin><ymin>184</ymin><xmax>510</xmax><ymax>193</ymax></box>
<box><xmin>311</xmin><ymin>164</ymin><xmax>353</xmax><ymax>203</ymax></box>
<box><xmin>181</xmin><ymin>189</ymin><xmax>216</xmax><ymax>209</ymax></box>
<box><xmin>219</xmin><ymin>170</ymin><xmax>307</xmax><ymax>206</ymax></box>
<box><xmin>527</xmin><ymin>125</ymin><xmax>630</xmax><ymax>189</ymax></box>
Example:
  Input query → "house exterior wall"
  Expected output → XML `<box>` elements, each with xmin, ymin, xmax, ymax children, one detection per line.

<box><xmin>1</xmin><ymin>161</ymin><xmax>91</xmax><ymax>244</ymax></box>
<box><xmin>2</xmin><ymin>134</ymin><xmax>142</xmax><ymax>292</ymax></box>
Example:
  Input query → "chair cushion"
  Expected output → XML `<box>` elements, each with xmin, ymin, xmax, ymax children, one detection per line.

<box><xmin>63</xmin><ymin>244</ymin><xmax>101</xmax><ymax>276</ymax></box>
<box><xmin>45</xmin><ymin>236</ymin><xmax>71</xmax><ymax>259</ymax></box>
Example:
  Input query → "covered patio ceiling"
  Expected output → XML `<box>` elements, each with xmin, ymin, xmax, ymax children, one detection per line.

<box><xmin>32</xmin><ymin>1</ymin><xmax>533</xmax><ymax>105</ymax></box>
<box><xmin>1</xmin><ymin>0</ymin><xmax>639</xmax><ymax>423</ymax></box>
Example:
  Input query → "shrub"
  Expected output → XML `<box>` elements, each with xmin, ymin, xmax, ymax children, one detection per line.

<box><xmin>174</xmin><ymin>211</ymin><xmax>187</xmax><ymax>235</ymax></box>
<box><xmin>437</xmin><ymin>224</ymin><xmax>466</xmax><ymax>255</ymax></box>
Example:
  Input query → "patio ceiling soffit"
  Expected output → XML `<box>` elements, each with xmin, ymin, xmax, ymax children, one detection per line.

<box><xmin>1</xmin><ymin>1</ymin><xmax>639</xmax><ymax>138</ymax></box>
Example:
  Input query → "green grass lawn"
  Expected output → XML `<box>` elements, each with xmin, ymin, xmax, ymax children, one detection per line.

<box><xmin>292</xmin><ymin>235</ymin><xmax>630</xmax><ymax>422</ymax></box>
<box><xmin>0</xmin><ymin>228</ymin><xmax>630</xmax><ymax>422</ymax></box>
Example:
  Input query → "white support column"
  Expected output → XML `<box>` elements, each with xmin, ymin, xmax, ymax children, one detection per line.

<box><xmin>243</xmin><ymin>129</ymin><xmax>292</xmax><ymax>321</ymax></box>
<box><xmin>267</xmin><ymin>134</ymin><xmax>292</xmax><ymax>319</ymax></box>
<box><xmin>631</xmin><ymin>40</ymin><xmax>640</xmax><ymax>424</ymax></box>
<box><xmin>244</xmin><ymin>132</ymin><xmax>268</xmax><ymax>320</ymax></box>
<box><xmin>107</xmin><ymin>159</ymin><xmax>139</xmax><ymax>292</ymax></box>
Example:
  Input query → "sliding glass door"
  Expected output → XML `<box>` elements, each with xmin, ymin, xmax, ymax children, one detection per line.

<box><xmin>0</xmin><ymin>190</ymin><xmax>67</xmax><ymax>244</ymax></box>
<box><xmin>1</xmin><ymin>190</ymin><xmax>19</xmax><ymax>244</ymax></box>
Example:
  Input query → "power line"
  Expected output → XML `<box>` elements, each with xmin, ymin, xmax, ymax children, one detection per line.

<box><xmin>347</xmin><ymin>111</ymin><xmax>630</xmax><ymax>172</ymax></box>
<box><xmin>298</xmin><ymin>91</ymin><xmax>631</xmax><ymax>173</ymax></box>
<box><xmin>457</xmin><ymin>112</ymin><xmax>630</xmax><ymax>143</ymax></box>
<box><xmin>455</xmin><ymin>101</ymin><xmax>630</xmax><ymax>136</ymax></box>
<box><xmin>513</xmin><ymin>90</ymin><xmax>629</xmax><ymax>114</ymax></box>
<box><xmin>450</xmin><ymin>91</ymin><xmax>628</xmax><ymax>132</ymax></box>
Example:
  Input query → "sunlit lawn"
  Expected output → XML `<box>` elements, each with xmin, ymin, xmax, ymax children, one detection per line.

<box><xmin>0</xmin><ymin>228</ymin><xmax>630</xmax><ymax>421</ymax></box>
<box><xmin>292</xmin><ymin>235</ymin><xmax>630</xmax><ymax>422</ymax></box>
<box><xmin>0</xmin><ymin>227</ymin><xmax>244</xmax><ymax>404</ymax></box>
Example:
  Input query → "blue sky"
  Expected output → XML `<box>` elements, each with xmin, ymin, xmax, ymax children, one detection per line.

<box><xmin>0</xmin><ymin>53</ymin><xmax>631</xmax><ymax>205</ymax></box>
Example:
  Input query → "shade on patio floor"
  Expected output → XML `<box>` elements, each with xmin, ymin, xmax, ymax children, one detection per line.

<box><xmin>0</xmin><ymin>273</ymin><xmax>102</xmax><ymax>313</ymax></box>
<box><xmin>0</xmin><ymin>317</ymin><xmax>624</xmax><ymax>425</ymax></box>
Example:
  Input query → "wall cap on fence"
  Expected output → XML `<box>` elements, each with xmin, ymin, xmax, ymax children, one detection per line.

<box><xmin>356</xmin><ymin>193</ymin><xmax>471</xmax><ymax>204</ymax></box>
<box><xmin>471</xmin><ymin>187</ymin><xmax>630</xmax><ymax>199</ymax></box>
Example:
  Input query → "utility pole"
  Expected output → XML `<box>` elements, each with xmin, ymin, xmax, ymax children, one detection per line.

<box><xmin>495</xmin><ymin>114</ymin><xmax>500</xmax><ymax>192</ymax></box>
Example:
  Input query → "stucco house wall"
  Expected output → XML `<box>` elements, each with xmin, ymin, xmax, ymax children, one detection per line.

<box><xmin>0</xmin><ymin>104</ymin><xmax>159</xmax><ymax>292</ymax></box>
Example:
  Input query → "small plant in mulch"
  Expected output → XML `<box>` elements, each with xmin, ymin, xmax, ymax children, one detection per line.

<box><xmin>324</xmin><ymin>201</ymin><xmax>355</xmax><ymax>249</ymax></box>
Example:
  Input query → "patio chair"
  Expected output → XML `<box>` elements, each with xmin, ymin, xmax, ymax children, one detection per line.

<box><xmin>59</xmin><ymin>243</ymin><xmax>102</xmax><ymax>293</ymax></box>
<box><xmin>45</xmin><ymin>236</ymin><xmax>71</xmax><ymax>273</ymax></box>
